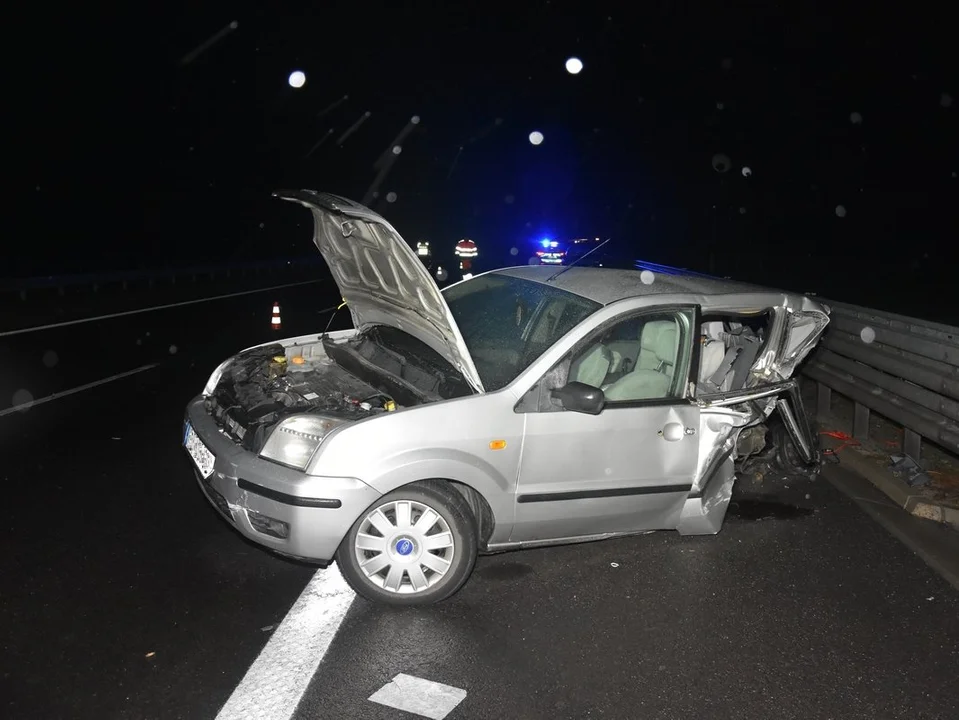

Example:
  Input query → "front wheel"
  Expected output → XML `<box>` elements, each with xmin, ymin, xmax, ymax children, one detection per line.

<box><xmin>335</xmin><ymin>480</ymin><xmax>478</xmax><ymax>606</ymax></box>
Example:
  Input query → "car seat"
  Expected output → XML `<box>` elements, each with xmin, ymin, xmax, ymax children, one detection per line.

<box><xmin>603</xmin><ymin>320</ymin><xmax>679</xmax><ymax>401</ymax></box>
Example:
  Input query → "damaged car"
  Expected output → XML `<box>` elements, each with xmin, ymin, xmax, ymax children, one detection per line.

<box><xmin>183</xmin><ymin>190</ymin><xmax>830</xmax><ymax>606</ymax></box>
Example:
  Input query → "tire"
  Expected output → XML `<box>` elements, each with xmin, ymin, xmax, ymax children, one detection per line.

<box><xmin>335</xmin><ymin>480</ymin><xmax>478</xmax><ymax>606</ymax></box>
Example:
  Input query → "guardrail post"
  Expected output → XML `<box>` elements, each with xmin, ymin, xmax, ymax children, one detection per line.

<box><xmin>817</xmin><ymin>382</ymin><xmax>831</xmax><ymax>418</ymax></box>
<box><xmin>904</xmin><ymin>429</ymin><xmax>922</xmax><ymax>461</ymax></box>
<box><xmin>853</xmin><ymin>402</ymin><xmax>870</xmax><ymax>440</ymax></box>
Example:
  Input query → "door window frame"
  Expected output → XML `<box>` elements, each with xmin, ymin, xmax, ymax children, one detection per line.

<box><xmin>515</xmin><ymin>304</ymin><xmax>702</xmax><ymax>414</ymax></box>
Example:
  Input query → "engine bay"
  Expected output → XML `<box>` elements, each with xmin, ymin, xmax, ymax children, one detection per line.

<box><xmin>205</xmin><ymin>340</ymin><xmax>395</xmax><ymax>453</ymax></box>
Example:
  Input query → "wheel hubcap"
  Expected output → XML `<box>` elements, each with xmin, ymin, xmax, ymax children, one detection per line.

<box><xmin>353</xmin><ymin>499</ymin><xmax>456</xmax><ymax>594</ymax></box>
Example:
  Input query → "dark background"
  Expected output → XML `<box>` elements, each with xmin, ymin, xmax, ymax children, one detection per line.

<box><xmin>10</xmin><ymin>1</ymin><xmax>958</xmax><ymax>318</ymax></box>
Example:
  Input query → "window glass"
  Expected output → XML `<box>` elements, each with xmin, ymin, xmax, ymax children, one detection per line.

<box><xmin>444</xmin><ymin>275</ymin><xmax>601</xmax><ymax>391</ymax></box>
<box><xmin>565</xmin><ymin>310</ymin><xmax>692</xmax><ymax>403</ymax></box>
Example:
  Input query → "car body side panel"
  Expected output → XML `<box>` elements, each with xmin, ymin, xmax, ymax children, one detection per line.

<box><xmin>309</xmin><ymin>392</ymin><xmax>523</xmax><ymax>544</ymax></box>
<box><xmin>512</xmin><ymin>402</ymin><xmax>702</xmax><ymax>541</ymax></box>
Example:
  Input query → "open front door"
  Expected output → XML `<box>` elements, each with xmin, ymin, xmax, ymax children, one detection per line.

<box><xmin>510</xmin><ymin>306</ymin><xmax>702</xmax><ymax>542</ymax></box>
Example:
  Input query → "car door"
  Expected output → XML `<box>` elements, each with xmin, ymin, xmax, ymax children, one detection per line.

<box><xmin>511</xmin><ymin>306</ymin><xmax>701</xmax><ymax>542</ymax></box>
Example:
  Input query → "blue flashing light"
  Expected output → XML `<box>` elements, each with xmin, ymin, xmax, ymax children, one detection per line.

<box><xmin>541</xmin><ymin>239</ymin><xmax>552</xmax><ymax>248</ymax></box>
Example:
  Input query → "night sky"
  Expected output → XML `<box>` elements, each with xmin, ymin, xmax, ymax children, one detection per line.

<box><xmin>14</xmin><ymin>2</ymin><xmax>959</xmax><ymax>318</ymax></box>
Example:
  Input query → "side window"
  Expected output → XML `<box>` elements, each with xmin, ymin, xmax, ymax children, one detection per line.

<box><xmin>516</xmin><ymin>308</ymin><xmax>695</xmax><ymax>412</ymax></box>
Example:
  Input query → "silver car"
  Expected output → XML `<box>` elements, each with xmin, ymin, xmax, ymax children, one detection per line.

<box><xmin>184</xmin><ymin>190</ymin><xmax>830</xmax><ymax>606</ymax></box>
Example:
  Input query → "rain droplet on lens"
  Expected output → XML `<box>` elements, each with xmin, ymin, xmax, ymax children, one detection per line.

<box><xmin>386</xmin><ymin>192</ymin><xmax>397</xmax><ymax>203</ymax></box>
<box><xmin>42</xmin><ymin>350</ymin><xmax>58</xmax><ymax>368</ymax></box>
<box><xmin>712</xmin><ymin>153</ymin><xmax>731</xmax><ymax>173</ymax></box>
<box><xmin>640</xmin><ymin>270</ymin><xmax>655</xmax><ymax>285</ymax></box>
<box><xmin>12</xmin><ymin>389</ymin><xmax>33</xmax><ymax>409</ymax></box>
<box><xmin>169</xmin><ymin>345</ymin><xmax>178</xmax><ymax>355</ymax></box>
<box><xmin>509</xmin><ymin>247</ymin><xmax>519</xmax><ymax>256</ymax></box>
<box><xmin>835</xmin><ymin>205</ymin><xmax>847</xmax><ymax>217</ymax></box>
<box><xmin>860</xmin><ymin>326</ymin><xmax>876</xmax><ymax>344</ymax></box>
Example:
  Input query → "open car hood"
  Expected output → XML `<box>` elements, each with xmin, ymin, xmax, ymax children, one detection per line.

<box><xmin>274</xmin><ymin>190</ymin><xmax>485</xmax><ymax>393</ymax></box>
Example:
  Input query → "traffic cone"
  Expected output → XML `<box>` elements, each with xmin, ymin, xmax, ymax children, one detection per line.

<box><xmin>271</xmin><ymin>302</ymin><xmax>282</xmax><ymax>331</ymax></box>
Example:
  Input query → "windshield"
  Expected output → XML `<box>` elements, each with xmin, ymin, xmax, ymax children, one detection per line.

<box><xmin>443</xmin><ymin>274</ymin><xmax>601</xmax><ymax>391</ymax></box>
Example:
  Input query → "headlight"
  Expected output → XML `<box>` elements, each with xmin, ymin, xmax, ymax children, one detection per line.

<box><xmin>202</xmin><ymin>357</ymin><xmax>234</xmax><ymax>396</ymax></box>
<box><xmin>259</xmin><ymin>415</ymin><xmax>345</xmax><ymax>470</ymax></box>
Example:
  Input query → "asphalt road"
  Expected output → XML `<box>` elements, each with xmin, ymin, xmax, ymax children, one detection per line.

<box><xmin>2</xmin><ymin>280</ymin><xmax>958</xmax><ymax>720</ymax></box>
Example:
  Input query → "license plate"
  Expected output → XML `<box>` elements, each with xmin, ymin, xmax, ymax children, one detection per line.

<box><xmin>184</xmin><ymin>422</ymin><xmax>216</xmax><ymax>479</ymax></box>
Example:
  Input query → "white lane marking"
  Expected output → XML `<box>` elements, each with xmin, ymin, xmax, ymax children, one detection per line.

<box><xmin>368</xmin><ymin>674</ymin><xmax>467</xmax><ymax>720</ymax></box>
<box><xmin>0</xmin><ymin>364</ymin><xmax>159</xmax><ymax>417</ymax></box>
<box><xmin>0</xmin><ymin>279</ymin><xmax>323</xmax><ymax>337</ymax></box>
<box><xmin>216</xmin><ymin>566</ymin><xmax>355</xmax><ymax>720</ymax></box>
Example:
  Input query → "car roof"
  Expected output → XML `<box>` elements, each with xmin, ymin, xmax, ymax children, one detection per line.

<box><xmin>492</xmin><ymin>265</ymin><xmax>781</xmax><ymax>306</ymax></box>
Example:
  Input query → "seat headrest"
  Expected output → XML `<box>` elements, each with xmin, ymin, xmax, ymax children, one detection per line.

<box><xmin>641</xmin><ymin>321</ymin><xmax>678</xmax><ymax>364</ymax></box>
<box><xmin>702</xmin><ymin>321</ymin><xmax>724</xmax><ymax>341</ymax></box>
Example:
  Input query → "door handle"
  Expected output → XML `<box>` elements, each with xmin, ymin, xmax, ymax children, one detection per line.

<box><xmin>659</xmin><ymin>422</ymin><xmax>688</xmax><ymax>442</ymax></box>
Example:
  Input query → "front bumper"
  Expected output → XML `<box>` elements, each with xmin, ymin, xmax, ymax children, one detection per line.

<box><xmin>184</xmin><ymin>395</ymin><xmax>380</xmax><ymax>563</ymax></box>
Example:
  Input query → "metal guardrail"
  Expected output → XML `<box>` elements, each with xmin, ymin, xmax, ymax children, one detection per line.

<box><xmin>803</xmin><ymin>299</ymin><xmax>959</xmax><ymax>460</ymax></box>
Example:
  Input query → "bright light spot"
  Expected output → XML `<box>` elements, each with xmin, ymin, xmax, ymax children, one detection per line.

<box><xmin>12</xmin><ymin>389</ymin><xmax>33</xmax><ymax>409</ymax></box>
<box><xmin>712</xmin><ymin>153</ymin><xmax>731</xmax><ymax>173</ymax></box>
<box><xmin>288</xmin><ymin>70</ymin><xmax>306</xmax><ymax>88</ymax></box>
<box><xmin>941</xmin><ymin>92</ymin><xmax>954</xmax><ymax>108</ymax></box>
<box><xmin>259</xmin><ymin>222</ymin><xmax>265</xmax><ymax>229</ymax></box>
<box><xmin>411</xmin><ymin>115</ymin><xmax>421</xmax><ymax>124</ymax></box>
<box><xmin>504</xmin><ymin>195</ymin><xmax>515</xmax><ymax>204</ymax></box>
<box><xmin>565</xmin><ymin>57</ymin><xmax>584</xmax><ymax>74</ymax></box>
<box><xmin>529</xmin><ymin>131</ymin><xmax>544</xmax><ymax>146</ymax></box>
<box><xmin>860</xmin><ymin>326</ymin><xmax>876</xmax><ymax>344</ymax></box>
<box><xmin>392</xmin><ymin>145</ymin><xmax>402</xmax><ymax>155</ymax></box>
<box><xmin>436</xmin><ymin>267</ymin><xmax>448</xmax><ymax>282</ymax></box>
<box><xmin>835</xmin><ymin>205</ymin><xmax>847</xmax><ymax>217</ymax></box>
<box><xmin>386</xmin><ymin>192</ymin><xmax>397</xmax><ymax>203</ymax></box>
<box><xmin>169</xmin><ymin>345</ymin><xmax>178</xmax><ymax>355</ymax></box>
<box><xmin>509</xmin><ymin>247</ymin><xmax>519</xmax><ymax>256</ymax></box>
<box><xmin>42</xmin><ymin>350</ymin><xmax>58</xmax><ymax>368</ymax></box>
<box><xmin>850</xmin><ymin>111</ymin><xmax>863</xmax><ymax>124</ymax></box>
<box><xmin>229</xmin><ymin>20</ymin><xmax>238</xmax><ymax>30</ymax></box>
<box><xmin>462</xmin><ymin>273</ymin><xmax>474</xmax><ymax>280</ymax></box>
<box><xmin>742</xmin><ymin>166</ymin><xmax>752</xmax><ymax>177</ymax></box>
<box><xmin>640</xmin><ymin>270</ymin><xmax>655</xmax><ymax>285</ymax></box>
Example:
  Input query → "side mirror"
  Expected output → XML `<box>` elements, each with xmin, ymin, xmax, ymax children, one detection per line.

<box><xmin>551</xmin><ymin>382</ymin><xmax>605</xmax><ymax>415</ymax></box>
